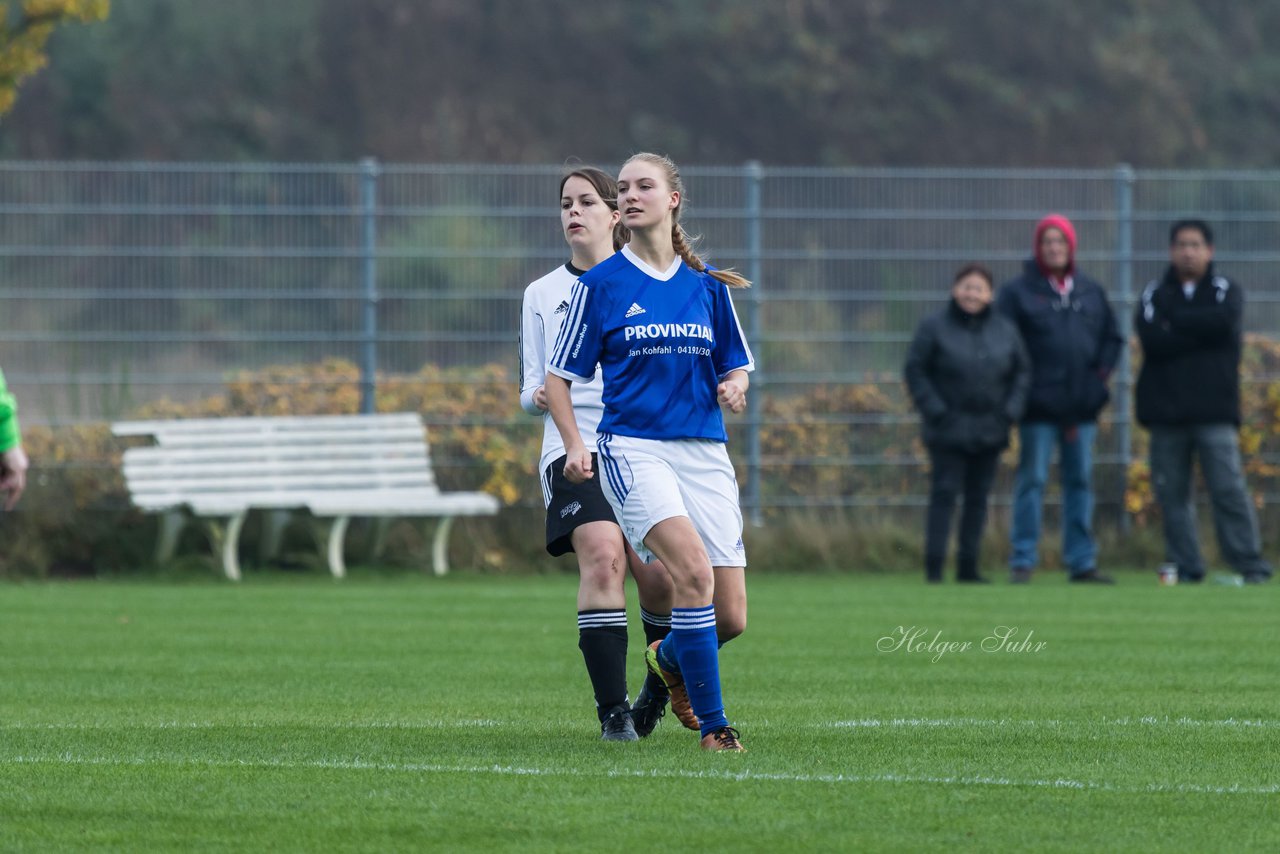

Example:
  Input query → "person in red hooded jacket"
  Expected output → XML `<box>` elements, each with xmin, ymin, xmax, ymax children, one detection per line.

<box><xmin>995</xmin><ymin>214</ymin><xmax>1123</xmax><ymax>584</ymax></box>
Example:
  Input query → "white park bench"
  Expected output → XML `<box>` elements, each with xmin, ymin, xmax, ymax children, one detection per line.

<box><xmin>112</xmin><ymin>413</ymin><xmax>500</xmax><ymax>581</ymax></box>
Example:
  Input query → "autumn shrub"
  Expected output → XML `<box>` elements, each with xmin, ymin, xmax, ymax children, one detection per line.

<box><xmin>6</xmin><ymin>339</ymin><xmax>1280</xmax><ymax>579</ymax></box>
<box><xmin>1122</xmin><ymin>333</ymin><xmax>1280</xmax><ymax>527</ymax></box>
<box><xmin>0</xmin><ymin>422</ymin><xmax>149</xmax><ymax>578</ymax></box>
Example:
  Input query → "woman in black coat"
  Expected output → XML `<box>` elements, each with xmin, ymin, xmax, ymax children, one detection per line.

<box><xmin>904</xmin><ymin>264</ymin><xmax>1031</xmax><ymax>583</ymax></box>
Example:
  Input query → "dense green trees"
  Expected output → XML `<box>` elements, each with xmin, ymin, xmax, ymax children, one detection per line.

<box><xmin>3</xmin><ymin>0</ymin><xmax>1279</xmax><ymax>166</ymax></box>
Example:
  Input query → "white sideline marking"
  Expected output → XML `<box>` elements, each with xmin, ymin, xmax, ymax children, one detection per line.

<box><xmin>7</xmin><ymin>716</ymin><xmax>1275</xmax><ymax>732</ymax></box>
<box><xmin>3</xmin><ymin>754</ymin><xmax>1277</xmax><ymax>796</ymax></box>
<box><xmin>0</xmin><ymin>720</ymin><xmax>501</xmax><ymax>731</ymax></box>
<box><xmin>829</xmin><ymin>717</ymin><xmax>1280</xmax><ymax>729</ymax></box>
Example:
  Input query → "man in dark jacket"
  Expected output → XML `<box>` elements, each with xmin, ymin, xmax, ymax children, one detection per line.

<box><xmin>1134</xmin><ymin>220</ymin><xmax>1271</xmax><ymax>584</ymax></box>
<box><xmin>996</xmin><ymin>214</ymin><xmax>1123</xmax><ymax>583</ymax></box>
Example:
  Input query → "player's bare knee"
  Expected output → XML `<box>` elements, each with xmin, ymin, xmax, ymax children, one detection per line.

<box><xmin>672</xmin><ymin>566</ymin><xmax>715</xmax><ymax>602</ymax></box>
<box><xmin>717</xmin><ymin>614</ymin><xmax>746</xmax><ymax>643</ymax></box>
<box><xmin>634</xmin><ymin>563</ymin><xmax>675</xmax><ymax>601</ymax></box>
<box><xmin>581</xmin><ymin>554</ymin><xmax>623</xmax><ymax>584</ymax></box>
<box><xmin>578</xmin><ymin>546</ymin><xmax>626</xmax><ymax>595</ymax></box>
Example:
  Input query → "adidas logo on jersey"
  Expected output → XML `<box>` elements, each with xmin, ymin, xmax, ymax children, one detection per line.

<box><xmin>624</xmin><ymin>302</ymin><xmax>647</xmax><ymax>318</ymax></box>
<box><xmin>553</xmin><ymin>300</ymin><xmax>570</xmax><ymax>315</ymax></box>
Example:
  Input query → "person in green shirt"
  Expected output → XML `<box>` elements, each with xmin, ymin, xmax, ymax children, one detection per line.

<box><xmin>0</xmin><ymin>368</ymin><xmax>28</xmax><ymax>510</ymax></box>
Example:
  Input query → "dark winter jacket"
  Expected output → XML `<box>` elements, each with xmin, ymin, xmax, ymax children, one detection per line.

<box><xmin>904</xmin><ymin>300</ymin><xmax>1031</xmax><ymax>453</ymax></box>
<box><xmin>996</xmin><ymin>260</ymin><xmax>1123</xmax><ymax>424</ymax></box>
<box><xmin>1134</xmin><ymin>263</ymin><xmax>1242</xmax><ymax>427</ymax></box>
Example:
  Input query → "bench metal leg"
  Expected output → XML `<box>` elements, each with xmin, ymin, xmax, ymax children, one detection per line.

<box><xmin>204</xmin><ymin>512</ymin><xmax>247</xmax><ymax>582</ymax></box>
<box><xmin>308</xmin><ymin>516</ymin><xmax>350</xmax><ymax>579</ymax></box>
<box><xmin>431</xmin><ymin>516</ymin><xmax>455</xmax><ymax>577</ymax></box>
<box><xmin>258</xmin><ymin>509</ymin><xmax>292</xmax><ymax>564</ymax></box>
<box><xmin>155</xmin><ymin>511</ymin><xmax>186</xmax><ymax>564</ymax></box>
<box><xmin>327</xmin><ymin>516</ymin><xmax>350</xmax><ymax>580</ymax></box>
<box><xmin>366</xmin><ymin>516</ymin><xmax>392</xmax><ymax>561</ymax></box>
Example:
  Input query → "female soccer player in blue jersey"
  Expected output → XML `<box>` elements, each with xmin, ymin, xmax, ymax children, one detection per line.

<box><xmin>545</xmin><ymin>152</ymin><xmax>753</xmax><ymax>752</ymax></box>
<box><xmin>519</xmin><ymin>166</ymin><xmax>675</xmax><ymax>742</ymax></box>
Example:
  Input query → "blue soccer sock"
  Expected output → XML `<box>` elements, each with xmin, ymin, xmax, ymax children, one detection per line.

<box><xmin>670</xmin><ymin>604</ymin><xmax>729</xmax><ymax>736</ymax></box>
<box><xmin>656</xmin><ymin>631</ymin><xmax>681</xmax><ymax>674</ymax></box>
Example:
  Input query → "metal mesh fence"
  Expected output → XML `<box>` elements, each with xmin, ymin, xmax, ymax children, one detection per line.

<box><xmin>4</xmin><ymin>161</ymin><xmax>1280</xmax><ymax>516</ymax></box>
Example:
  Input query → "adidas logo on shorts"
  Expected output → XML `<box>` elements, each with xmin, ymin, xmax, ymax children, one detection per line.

<box><xmin>553</xmin><ymin>300</ymin><xmax>570</xmax><ymax>315</ymax></box>
<box><xmin>560</xmin><ymin>500</ymin><xmax>582</xmax><ymax>519</ymax></box>
<box><xmin>624</xmin><ymin>302</ymin><xmax>646</xmax><ymax>318</ymax></box>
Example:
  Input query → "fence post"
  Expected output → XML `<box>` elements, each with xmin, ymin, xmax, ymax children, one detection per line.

<box><xmin>744</xmin><ymin>160</ymin><xmax>764</xmax><ymax>526</ymax></box>
<box><xmin>1113</xmin><ymin>163</ymin><xmax>1135</xmax><ymax>533</ymax></box>
<box><xmin>359</xmin><ymin>157</ymin><xmax>380</xmax><ymax>415</ymax></box>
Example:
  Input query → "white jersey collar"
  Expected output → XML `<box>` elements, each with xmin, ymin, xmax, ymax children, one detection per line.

<box><xmin>622</xmin><ymin>245</ymin><xmax>683</xmax><ymax>281</ymax></box>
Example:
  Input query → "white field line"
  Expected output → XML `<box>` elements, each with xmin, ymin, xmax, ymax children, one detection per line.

<box><xmin>3</xmin><ymin>753</ymin><xmax>1278</xmax><ymax>796</ymax></box>
<box><xmin>829</xmin><ymin>717</ymin><xmax>1280</xmax><ymax>729</ymax></box>
<box><xmin>4</xmin><ymin>716</ymin><xmax>1276</xmax><ymax>731</ymax></box>
<box><xmin>0</xmin><ymin>720</ymin><xmax>502</xmax><ymax>731</ymax></box>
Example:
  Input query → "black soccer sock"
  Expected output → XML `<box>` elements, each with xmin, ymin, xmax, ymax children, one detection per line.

<box><xmin>640</xmin><ymin>607</ymin><xmax>672</xmax><ymax>699</ymax></box>
<box><xmin>577</xmin><ymin>609</ymin><xmax>629</xmax><ymax>721</ymax></box>
<box><xmin>640</xmin><ymin>607</ymin><xmax>671</xmax><ymax>646</ymax></box>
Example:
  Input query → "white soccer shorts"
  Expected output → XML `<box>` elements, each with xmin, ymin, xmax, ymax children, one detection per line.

<box><xmin>594</xmin><ymin>433</ymin><xmax>746</xmax><ymax>567</ymax></box>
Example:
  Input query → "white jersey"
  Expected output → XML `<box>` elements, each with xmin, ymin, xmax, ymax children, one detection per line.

<box><xmin>519</xmin><ymin>262</ymin><xmax>607</xmax><ymax>473</ymax></box>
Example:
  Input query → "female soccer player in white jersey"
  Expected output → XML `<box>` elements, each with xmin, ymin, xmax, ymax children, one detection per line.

<box><xmin>519</xmin><ymin>166</ymin><xmax>676</xmax><ymax>742</ymax></box>
<box><xmin>545</xmin><ymin>153</ymin><xmax>753</xmax><ymax>752</ymax></box>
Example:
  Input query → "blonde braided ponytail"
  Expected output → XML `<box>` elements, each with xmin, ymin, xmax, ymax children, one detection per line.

<box><xmin>625</xmin><ymin>152</ymin><xmax>751</xmax><ymax>289</ymax></box>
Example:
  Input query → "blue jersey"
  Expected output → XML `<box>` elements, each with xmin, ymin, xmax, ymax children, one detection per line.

<box><xmin>548</xmin><ymin>246</ymin><xmax>755</xmax><ymax>442</ymax></box>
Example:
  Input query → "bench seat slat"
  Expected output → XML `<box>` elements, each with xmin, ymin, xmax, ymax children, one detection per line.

<box><xmin>133</xmin><ymin>491</ymin><xmax>498</xmax><ymax>517</ymax></box>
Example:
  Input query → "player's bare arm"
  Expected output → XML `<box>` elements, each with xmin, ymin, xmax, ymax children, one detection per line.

<box><xmin>544</xmin><ymin>374</ymin><xmax>593</xmax><ymax>482</ymax></box>
<box><xmin>0</xmin><ymin>445</ymin><xmax>29</xmax><ymax>510</ymax></box>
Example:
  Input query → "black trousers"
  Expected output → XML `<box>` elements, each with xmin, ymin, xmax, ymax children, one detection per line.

<box><xmin>925</xmin><ymin>446</ymin><xmax>1001</xmax><ymax>580</ymax></box>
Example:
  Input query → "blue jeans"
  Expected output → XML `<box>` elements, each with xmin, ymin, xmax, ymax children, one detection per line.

<box><xmin>1010</xmin><ymin>421</ymin><xmax>1098</xmax><ymax>574</ymax></box>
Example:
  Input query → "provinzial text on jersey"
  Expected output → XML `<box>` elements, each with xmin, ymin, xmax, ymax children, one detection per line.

<box><xmin>623</xmin><ymin>322</ymin><xmax>714</xmax><ymax>342</ymax></box>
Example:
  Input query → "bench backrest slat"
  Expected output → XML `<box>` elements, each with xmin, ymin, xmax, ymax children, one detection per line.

<box><xmin>127</xmin><ymin>471</ymin><xmax>434</xmax><ymax>493</ymax></box>
<box><xmin>142</xmin><ymin>426</ymin><xmax>428</xmax><ymax>450</ymax></box>
<box><xmin>121</xmin><ymin>442</ymin><xmax>429</xmax><ymax>466</ymax></box>
<box><xmin>113</xmin><ymin>413</ymin><xmax>423</xmax><ymax>437</ymax></box>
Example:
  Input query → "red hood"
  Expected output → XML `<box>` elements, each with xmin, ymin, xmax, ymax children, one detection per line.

<box><xmin>1034</xmin><ymin>213</ymin><xmax>1076</xmax><ymax>279</ymax></box>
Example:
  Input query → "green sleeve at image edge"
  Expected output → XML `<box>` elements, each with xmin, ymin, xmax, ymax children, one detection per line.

<box><xmin>0</xmin><ymin>368</ymin><xmax>20</xmax><ymax>452</ymax></box>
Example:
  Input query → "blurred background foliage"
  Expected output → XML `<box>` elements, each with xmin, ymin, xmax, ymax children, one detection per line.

<box><xmin>4</xmin><ymin>0</ymin><xmax>1280</xmax><ymax>167</ymax></box>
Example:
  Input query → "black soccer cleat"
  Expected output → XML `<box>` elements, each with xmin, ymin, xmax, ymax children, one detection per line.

<box><xmin>629</xmin><ymin>678</ymin><xmax>670</xmax><ymax>738</ymax></box>
<box><xmin>600</xmin><ymin>705</ymin><xmax>639</xmax><ymax>742</ymax></box>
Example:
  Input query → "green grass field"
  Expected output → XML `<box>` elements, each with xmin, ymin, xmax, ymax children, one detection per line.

<box><xmin>2</xmin><ymin>572</ymin><xmax>1277</xmax><ymax>852</ymax></box>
